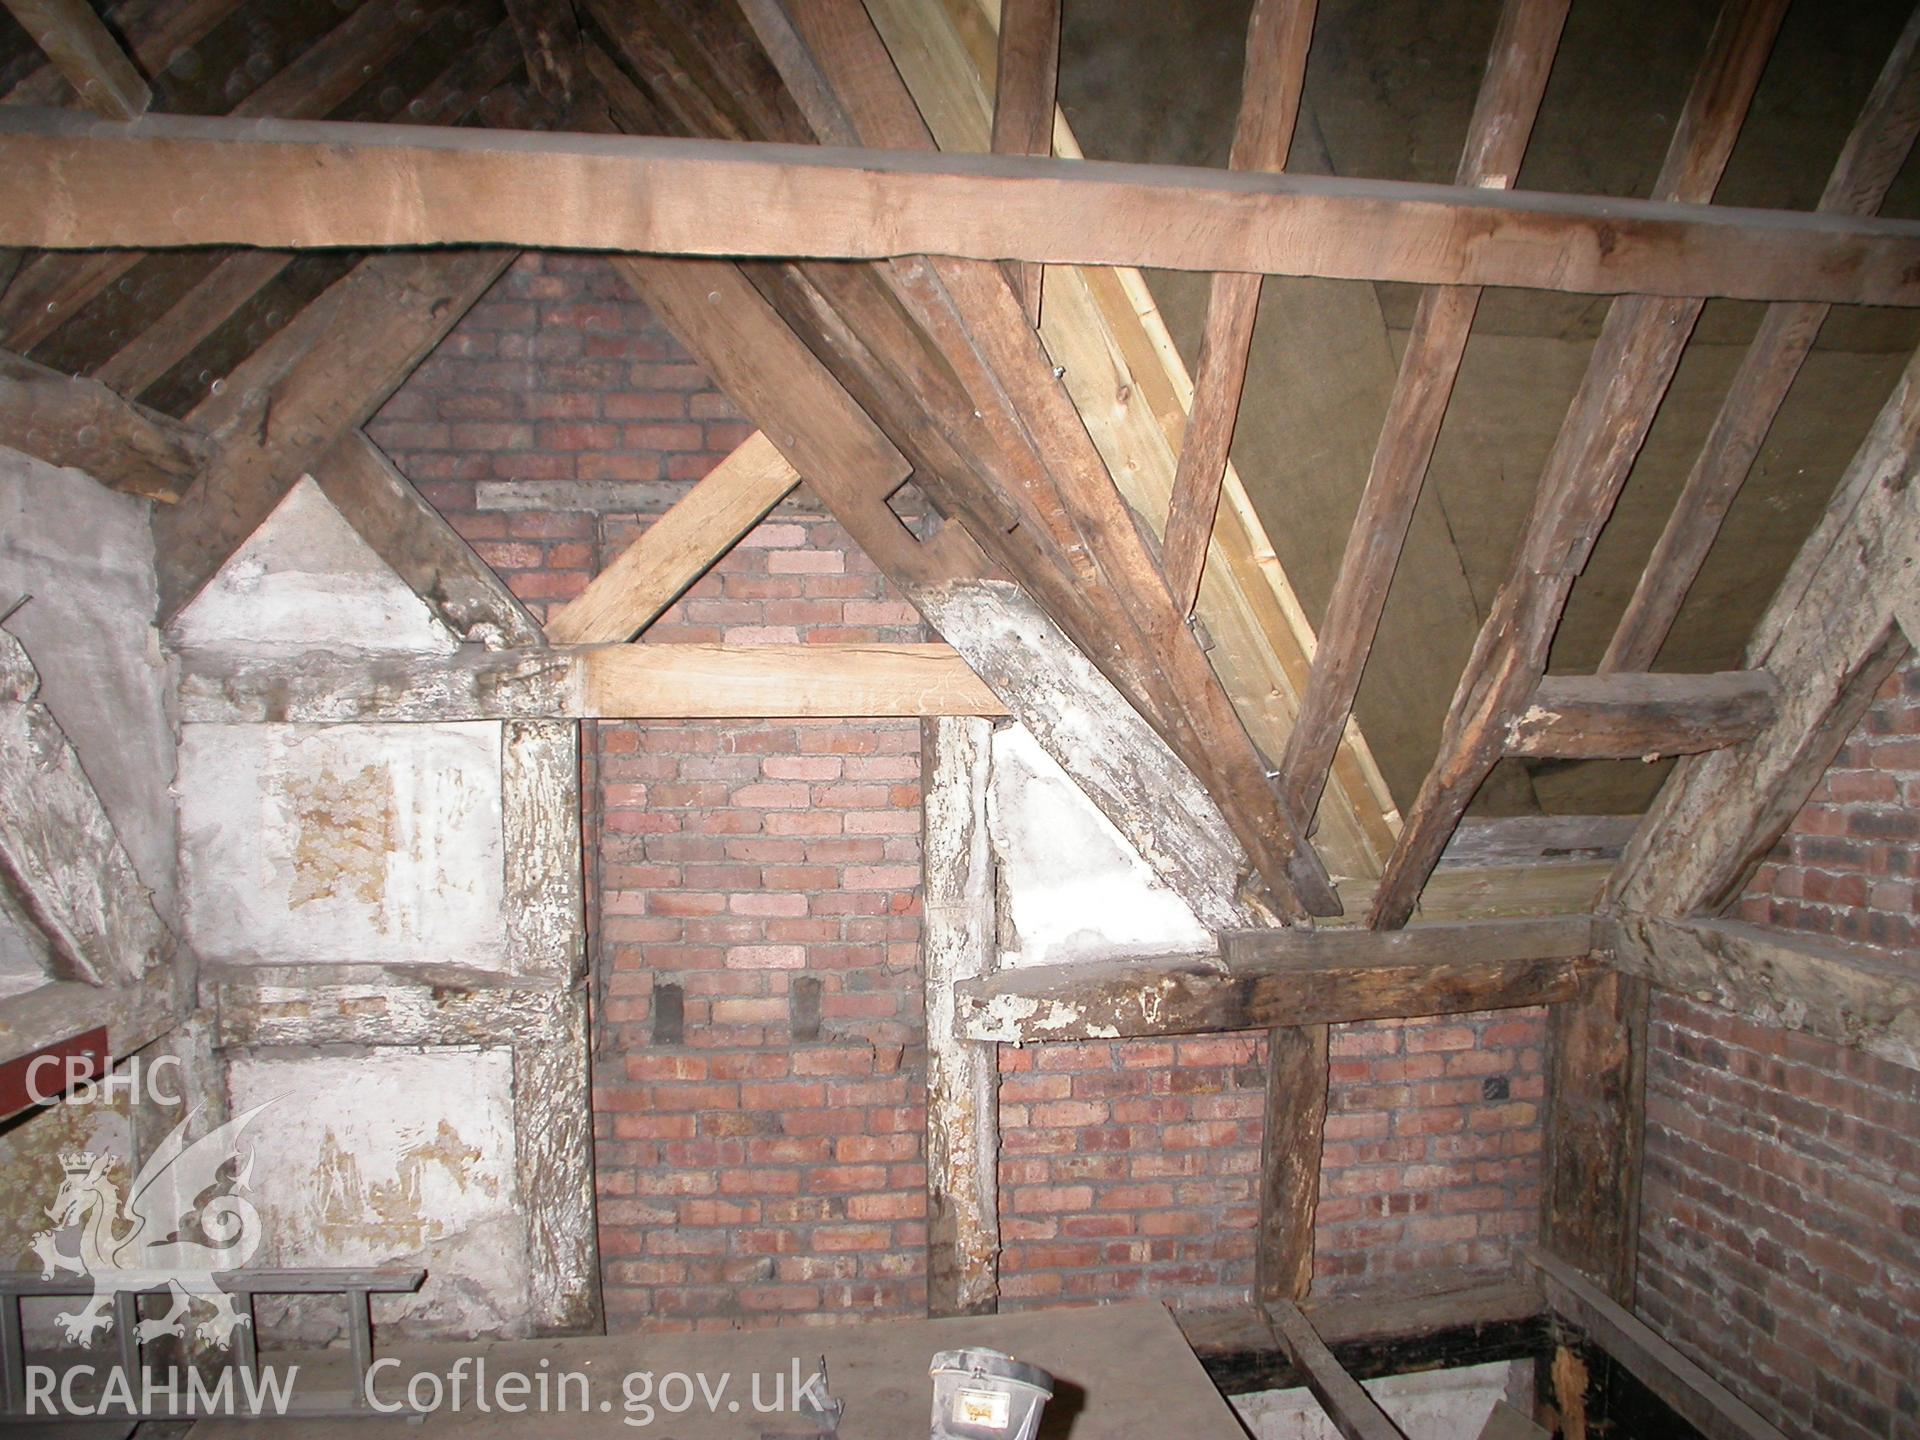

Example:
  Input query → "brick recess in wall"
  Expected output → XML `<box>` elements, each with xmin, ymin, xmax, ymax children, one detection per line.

<box><xmin>371</xmin><ymin>252</ymin><xmax>1548</xmax><ymax>1330</ymax></box>
<box><xmin>1636</xmin><ymin>655</ymin><xmax>1920</xmax><ymax>1440</ymax></box>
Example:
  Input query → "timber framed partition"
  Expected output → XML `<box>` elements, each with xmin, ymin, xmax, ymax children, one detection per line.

<box><xmin>5</xmin><ymin>0</ymin><xmax>1920</xmax><ymax>1418</ymax></box>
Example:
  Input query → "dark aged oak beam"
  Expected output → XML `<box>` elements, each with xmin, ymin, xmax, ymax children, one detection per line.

<box><xmin>0</xmin><ymin>347</ymin><xmax>208</xmax><ymax>501</ymax></box>
<box><xmin>1532</xmin><ymin>1251</ymin><xmax>1790</xmax><ymax>1440</ymax></box>
<box><xmin>1159</xmin><ymin>0</ymin><xmax>1317</xmax><ymax>615</ymax></box>
<box><xmin>1276</xmin><ymin>0</ymin><xmax>1570</xmax><ymax>823</ymax></box>
<box><xmin>1368</xmin><ymin>0</ymin><xmax>1791</xmax><ymax>929</ymax></box>
<box><xmin>1610</xmin><ymin>340</ymin><xmax>1920</xmax><ymax>917</ymax></box>
<box><xmin>1601</xmin><ymin>5</ymin><xmax>1920</xmax><ymax>674</ymax></box>
<box><xmin>1605</xmin><ymin>913</ymin><xmax>1920</xmax><ymax>1071</ymax></box>
<box><xmin>953</xmin><ymin>916</ymin><xmax>1595</xmax><ymax>1042</ymax></box>
<box><xmin>0</xmin><ymin>0</ymin><xmax>151</xmax><ymax>120</ymax></box>
<box><xmin>1179</xmin><ymin>1275</ymin><xmax>1548</xmax><ymax>1395</ymax></box>
<box><xmin>1267</xmin><ymin>1300</ymin><xmax>1411</xmax><ymax>1440</ymax></box>
<box><xmin>1502</xmin><ymin>670</ymin><xmax>1778</xmax><ymax>759</ymax></box>
<box><xmin>1540</xmin><ymin>970</ymin><xmax>1649</xmax><ymax>1304</ymax></box>
<box><xmin>5</xmin><ymin>109</ymin><xmax>1920</xmax><ymax>305</ymax></box>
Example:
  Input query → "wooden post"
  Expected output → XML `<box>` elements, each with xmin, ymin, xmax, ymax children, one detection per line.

<box><xmin>1257</xmin><ymin>1024</ymin><xmax>1329</xmax><ymax>1304</ymax></box>
<box><xmin>1540</xmin><ymin>970</ymin><xmax>1648</xmax><ymax>1305</ymax></box>
<box><xmin>923</xmin><ymin>716</ymin><xmax>1000</xmax><ymax>1316</ymax></box>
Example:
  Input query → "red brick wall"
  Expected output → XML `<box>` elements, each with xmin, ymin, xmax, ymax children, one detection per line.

<box><xmin>1635</xmin><ymin>657</ymin><xmax>1920</xmax><ymax>1440</ymax></box>
<box><xmin>1736</xmin><ymin>661</ymin><xmax>1920</xmax><ymax>949</ymax></box>
<box><xmin>1638</xmin><ymin>998</ymin><xmax>1919</xmax><ymax>1440</ymax></box>
<box><xmin>997</xmin><ymin>1012</ymin><xmax>1545</xmax><ymax>1308</ymax></box>
<box><xmin>372</xmin><ymin>254</ymin><xmax>1549</xmax><ymax>1330</ymax></box>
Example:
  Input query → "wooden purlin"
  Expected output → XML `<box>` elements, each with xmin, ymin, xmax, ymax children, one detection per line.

<box><xmin>867</xmin><ymin>0</ymin><xmax>1400</xmax><ymax>889</ymax></box>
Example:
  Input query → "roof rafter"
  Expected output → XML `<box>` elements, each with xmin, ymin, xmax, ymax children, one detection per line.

<box><xmin>0</xmin><ymin>346</ymin><xmax>207</xmax><ymax>501</ymax></box>
<box><xmin>869</xmin><ymin>0</ymin><xmax>1399</xmax><ymax>887</ymax></box>
<box><xmin>86</xmin><ymin>14</ymin><xmax>525</xmax><ymax>402</ymax></box>
<box><xmin>152</xmin><ymin>246</ymin><xmax>513</xmax><ymax>621</ymax></box>
<box><xmin>986</xmin><ymin>0</ymin><xmax>1059</xmax><ymax>324</ymax></box>
<box><xmin>1275</xmin><ymin>0</ymin><xmax>1570</xmax><ymax>828</ymax></box>
<box><xmin>1601</xmin><ymin>3</ymin><xmax>1920</xmax><ymax>674</ymax></box>
<box><xmin>313</xmin><ymin>430</ymin><xmax>543</xmax><ymax>649</ymax></box>
<box><xmin>1</xmin><ymin>0</ymin><xmax>151</xmax><ymax>119</ymax></box>
<box><xmin>1609</xmin><ymin>338</ymin><xmax>1920</xmax><ymax>919</ymax></box>
<box><xmin>1159</xmin><ymin>0</ymin><xmax>1316</xmax><ymax>617</ymax></box>
<box><xmin>0</xmin><ymin>0</ymin><xmax>463</xmax><ymax>355</ymax></box>
<box><xmin>738</xmin><ymin>0</ymin><xmax>1330</xmax><ymax>917</ymax></box>
<box><xmin>1368</xmin><ymin>0</ymin><xmax>1792</xmax><ymax>930</ymax></box>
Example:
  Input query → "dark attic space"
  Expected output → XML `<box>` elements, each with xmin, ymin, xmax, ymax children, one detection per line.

<box><xmin>0</xmin><ymin>0</ymin><xmax>1915</xmax><ymax>1436</ymax></box>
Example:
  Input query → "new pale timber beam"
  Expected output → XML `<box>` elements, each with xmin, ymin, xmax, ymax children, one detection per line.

<box><xmin>10</xmin><ymin>110</ymin><xmax>1920</xmax><ymax>306</ymax></box>
<box><xmin>1160</xmin><ymin>0</ymin><xmax>1315</xmax><ymax>617</ymax></box>
<box><xmin>1605</xmin><ymin>913</ymin><xmax>1920</xmax><ymax>1072</ymax></box>
<box><xmin>1276</xmin><ymin>0</ymin><xmax>1569</xmax><ymax>826</ymax></box>
<box><xmin>546</xmin><ymin>431</ymin><xmax>799</xmax><ymax>644</ymax></box>
<box><xmin>1610</xmin><ymin>340</ymin><xmax>1920</xmax><ymax>919</ymax></box>
<box><xmin>953</xmin><ymin>916</ymin><xmax>1594</xmax><ymax>1042</ymax></box>
<box><xmin>312</xmin><ymin>430</ymin><xmax>543</xmax><ymax>649</ymax></box>
<box><xmin>0</xmin><ymin>346</ymin><xmax>207</xmax><ymax>501</ymax></box>
<box><xmin>1267</xmin><ymin>1301</ymin><xmax>1410</xmax><ymax>1440</ymax></box>
<box><xmin>0</xmin><ymin>0</ymin><xmax>150</xmax><ymax>119</ymax></box>
<box><xmin>0</xmin><ymin>0</ymin><xmax>455</xmax><ymax>354</ymax></box>
<box><xmin>1603</xmin><ymin>4</ymin><xmax>1920</xmax><ymax>674</ymax></box>
<box><xmin>1369</xmin><ymin>0</ymin><xmax>1790</xmax><ymax>930</ymax></box>
<box><xmin>1503</xmin><ymin>671</ymin><xmax>1778</xmax><ymax>760</ymax></box>
<box><xmin>988</xmin><ymin>0</ymin><xmax>1058</xmax><ymax>324</ymax></box>
<box><xmin>175</xmin><ymin>642</ymin><xmax>1006</xmax><ymax>722</ymax></box>
<box><xmin>868</xmin><ymin>0</ymin><xmax>1398</xmax><ymax>884</ymax></box>
<box><xmin>152</xmin><ymin>247</ymin><xmax>512</xmax><ymax>621</ymax></box>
